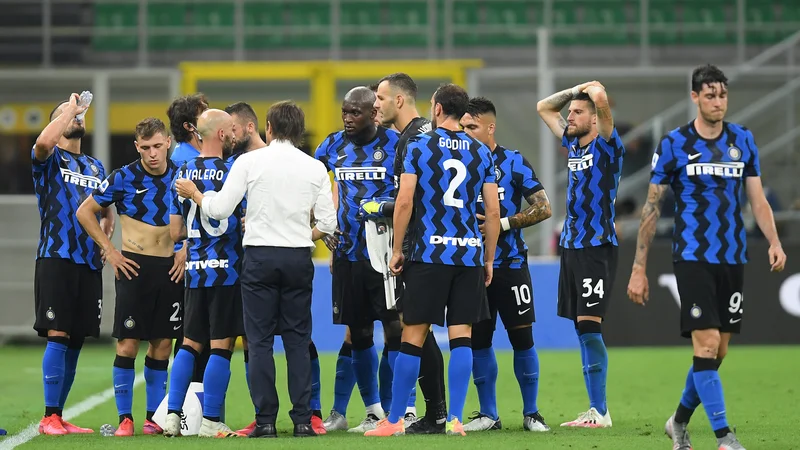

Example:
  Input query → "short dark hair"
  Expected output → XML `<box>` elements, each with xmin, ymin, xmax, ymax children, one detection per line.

<box><xmin>691</xmin><ymin>64</ymin><xmax>728</xmax><ymax>93</ymax></box>
<box><xmin>433</xmin><ymin>83</ymin><xmax>469</xmax><ymax>119</ymax></box>
<box><xmin>378</xmin><ymin>73</ymin><xmax>418</xmax><ymax>100</ymax></box>
<box><xmin>572</xmin><ymin>92</ymin><xmax>596</xmax><ymax>112</ymax></box>
<box><xmin>49</xmin><ymin>100</ymin><xmax>70</xmax><ymax>121</ymax></box>
<box><xmin>225</xmin><ymin>101</ymin><xmax>259</xmax><ymax>129</ymax></box>
<box><xmin>466</xmin><ymin>97</ymin><xmax>496</xmax><ymax>117</ymax></box>
<box><xmin>367</xmin><ymin>82</ymin><xmax>379</xmax><ymax>92</ymax></box>
<box><xmin>135</xmin><ymin>117</ymin><xmax>168</xmax><ymax>140</ymax></box>
<box><xmin>166</xmin><ymin>93</ymin><xmax>209</xmax><ymax>143</ymax></box>
<box><xmin>267</xmin><ymin>101</ymin><xmax>305</xmax><ymax>147</ymax></box>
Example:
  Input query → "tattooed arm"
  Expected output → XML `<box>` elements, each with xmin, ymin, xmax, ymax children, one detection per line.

<box><xmin>627</xmin><ymin>183</ymin><xmax>668</xmax><ymax>305</ymax></box>
<box><xmin>584</xmin><ymin>83</ymin><xmax>614</xmax><ymax>141</ymax></box>
<box><xmin>536</xmin><ymin>81</ymin><xmax>597</xmax><ymax>139</ymax></box>
<box><xmin>506</xmin><ymin>190</ymin><xmax>552</xmax><ymax>230</ymax></box>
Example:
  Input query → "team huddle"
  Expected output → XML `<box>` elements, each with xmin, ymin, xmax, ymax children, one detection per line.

<box><xmin>30</xmin><ymin>65</ymin><xmax>785</xmax><ymax>448</ymax></box>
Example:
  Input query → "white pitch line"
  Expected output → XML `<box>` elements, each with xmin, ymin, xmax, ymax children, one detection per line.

<box><xmin>0</xmin><ymin>372</ymin><xmax>145</xmax><ymax>450</ymax></box>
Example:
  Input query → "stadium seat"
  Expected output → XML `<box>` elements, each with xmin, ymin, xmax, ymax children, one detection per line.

<box><xmin>340</xmin><ymin>1</ymin><xmax>382</xmax><ymax>48</ymax></box>
<box><xmin>386</xmin><ymin>1</ymin><xmax>429</xmax><ymax>48</ymax></box>
<box><xmin>285</xmin><ymin>2</ymin><xmax>331</xmax><ymax>48</ymax></box>
<box><xmin>746</xmin><ymin>2</ymin><xmax>780</xmax><ymax>45</ymax></box>
<box><xmin>148</xmin><ymin>2</ymin><xmax>187</xmax><ymax>50</ymax></box>
<box><xmin>244</xmin><ymin>2</ymin><xmax>285</xmax><ymax>49</ymax></box>
<box><xmin>552</xmin><ymin>1</ymin><xmax>579</xmax><ymax>45</ymax></box>
<box><xmin>648</xmin><ymin>0</ymin><xmax>679</xmax><ymax>45</ymax></box>
<box><xmin>680</xmin><ymin>1</ymin><xmax>729</xmax><ymax>45</ymax></box>
<box><xmin>484</xmin><ymin>1</ymin><xmax>538</xmax><ymax>46</ymax></box>
<box><xmin>450</xmin><ymin>0</ymin><xmax>480</xmax><ymax>47</ymax></box>
<box><xmin>581</xmin><ymin>1</ymin><xmax>632</xmax><ymax>46</ymax></box>
<box><xmin>191</xmin><ymin>3</ymin><xmax>235</xmax><ymax>49</ymax></box>
<box><xmin>93</xmin><ymin>3</ymin><xmax>139</xmax><ymax>52</ymax></box>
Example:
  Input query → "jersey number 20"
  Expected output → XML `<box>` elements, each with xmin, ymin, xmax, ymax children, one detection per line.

<box><xmin>187</xmin><ymin>191</ymin><xmax>228</xmax><ymax>238</ymax></box>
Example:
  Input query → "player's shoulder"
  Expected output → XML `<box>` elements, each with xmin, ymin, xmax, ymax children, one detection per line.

<box><xmin>408</xmin><ymin>129</ymin><xmax>435</xmax><ymax>146</ymax></box>
<box><xmin>317</xmin><ymin>131</ymin><xmax>346</xmax><ymax>154</ymax></box>
<box><xmin>724</xmin><ymin>121</ymin><xmax>753</xmax><ymax>137</ymax></box>
<box><xmin>378</xmin><ymin>125</ymin><xmax>400</xmax><ymax>138</ymax></box>
<box><xmin>411</xmin><ymin>117</ymin><xmax>432</xmax><ymax>134</ymax></box>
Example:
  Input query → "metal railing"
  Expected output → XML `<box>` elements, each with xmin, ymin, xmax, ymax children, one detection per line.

<box><xmin>1</xmin><ymin>0</ymin><xmax>799</xmax><ymax>67</ymax></box>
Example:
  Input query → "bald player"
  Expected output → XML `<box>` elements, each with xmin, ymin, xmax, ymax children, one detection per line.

<box><xmin>315</xmin><ymin>87</ymin><xmax>403</xmax><ymax>433</ymax></box>
<box><xmin>77</xmin><ymin>117</ymin><xmax>184</xmax><ymax>436</ymax></box>
<box><xmin>165</xmin><ymin>109</ymin><xmax>243</xmax><ymax>438</ymax></box>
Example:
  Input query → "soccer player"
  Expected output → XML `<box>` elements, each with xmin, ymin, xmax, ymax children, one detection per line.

<box><xmin>33</xmin><ymin>94</ymin><xmax>113</xmax><ymax>435</ymax></box>
<box><xmin>165</xmin><ymin>109</ymin><xmax>243</xmax><ymax>438</ymax></box>
<box><xmin>366</xmin><ymin>83</ymin><xmax>501</xmax><ymax>437</ymax></box>
<box><xmin>77</xmin><ymin>118</ymin><xmax>185</xmax><ymax>436</ymax></box>
<box><xmin>315</xmin><ymin>87</ymin><xmax>402</xmax><ymax>433</ymax></box>
<box><xmin>626</xmin><ymin>64</ymin><xmax>786</xmax><ymax>450</ymax></box>
<box><xmin>460</xmin><ymin>97</ymin><xmax>552</xmax><ymax>432</ymax></box>
<box><xmin>167</xmin><ymin>93</ymin><xmax>212</xmax><ymax>385</ymax></box>
<box><xmin>536</xmin><ymin>80</ymin><xmax>624</xmax><ymax>428</ymax></box>
<box><xmin>224</xmin><ymin>101</ymin><xmax>326</xmax><ymax>435</ymax></box>
<box><xmin>370</xmin><ymin>72</ymin><xmax>449</xmax><ymax>434</ymax></box>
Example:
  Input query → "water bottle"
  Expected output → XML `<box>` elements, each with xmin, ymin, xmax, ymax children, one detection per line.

<box><xmin>75</xmin><ymin>90</ymin><xmax>93</xmax><ymax>122</ymax></box>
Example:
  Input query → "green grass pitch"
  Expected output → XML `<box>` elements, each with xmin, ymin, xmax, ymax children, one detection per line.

<box><xmin>0</xmin><ymin>344</ymin><xmax>797</xmax><ymax>449</ymax></box>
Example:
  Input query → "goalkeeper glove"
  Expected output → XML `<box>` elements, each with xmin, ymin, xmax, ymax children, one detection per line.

<box><xmin>358</xmin><ymin>197</ymin><xmax>393</xmax><ymax>221</ymax></box>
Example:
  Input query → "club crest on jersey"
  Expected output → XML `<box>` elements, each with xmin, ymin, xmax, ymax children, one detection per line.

<box><xmin>46</xmin><ymin>307</ymin><xmax>55</xmax><ymax>320</ymax></box>
<box><xmin>690</xmin><ymin>305</ymin><xmax>702</xmax><ymax>319</ymax></box>
<box><xmin>90</xmin><ymin>164</ymin><xmax>99</xmax><ymax>175</ymax></box>
<box><xmin>124</xmin><ymin>316</ymin><xmax>136</xmax><ymax>330</ymax></box>
<box><xmin>728</xmin><ymin>146</ymin><xmax>741</xmax><ymax>161</ymax></box>
<box><xmin>334</xmin><ymin>167</ymin><xmax>387</xmax><ymax>181</ymax></box>
<box><xmin>567</xmin><ymin>154</ymin><xmax>594</xmax><ymax>172</ymax></box>
<box><xmin>372</xmin><ymin>147</ymin><xmax>385</xmax><ymax>162</ymax></box>
<box><xmin>494</xmin><ymin>165</ymin><xmax>502</xmax><ymax>181</ymax></box>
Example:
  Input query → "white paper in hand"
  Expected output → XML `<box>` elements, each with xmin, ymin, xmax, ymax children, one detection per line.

<box><xmin>365</xmin><ymin>218</ymin><xmax>397</xmax><ymax>310</ymax></box>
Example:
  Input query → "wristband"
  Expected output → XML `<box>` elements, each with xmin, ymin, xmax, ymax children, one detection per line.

<box><xmin>500</xmin><ymin>217</ymin><xmax>510</xmax><ymax>231</ymax></box>
<box><xmin>571</xmin><ymin>86</ymin><xmax>580</xmax><ymax>98</ymax></box>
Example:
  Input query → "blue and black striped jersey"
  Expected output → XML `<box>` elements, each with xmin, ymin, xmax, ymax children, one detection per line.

<box><xmin>32</xmin><ymin>146</ymin><xmax>106</xmax><ymax>270</ymax></box>
<box><xmin>651</xmin><ymin>121</ymin><xmax>760</xmax><ymax>264</ymax></box>
<box><xmin>93</xmin><ymin>159</ymin><xmax>178</xmax><ymax>227</ymax></box>
<box><xmin>315</xmin><ymin>127</ymin><xmax>398</xmax><ymax>261</ymax></box>
<box><xmin>477</xmin><ymin>146</ymin><xmax>543</xmax><ymax>269</ymax></box>
<box><xmin>171</xmin><ymin>157</ymin><xmax>243</xmax><ymax>288</ymax></box>
<box><xmin>560</xmin><ymin>128</ymin><xmax>625</xmax><ymax>249</ymax></box>
<box><xmin>404</xmin><ymin>128</ymin><xmax>496</xmax><ymax>267</ymax></box>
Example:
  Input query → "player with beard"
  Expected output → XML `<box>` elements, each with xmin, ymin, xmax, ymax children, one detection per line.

<box><xmin>33</xmin><ymin>94</ymin><xmax>114</xmax><ymax>435</ymax></box>
<box><xmin>366</xmin><ymin>72</ymin><xmax>448</xmax><ymax>434</ymax></box>
<box><xmin>224</xmin><ymin>102</ymin><xmax>326</xmax><ymax>435</ymax></box>
<box><xmin>316</xmin><ymin>87</ymin><xmax>403</xmax><ymax>433</ymax></box>
<box><xmin>77</xmin><ymin>118</ymin><xmax>185</xmax><ymax>436</ymax></box>
<box><xmin>537</xmin><ymin>81</ymin><xmax>624</xmax><ymax>428</ymax></box>
<box><xmin>165</xmin><ymin>109</ymin><xmax>243</xmax><ymax>438</ymax></box>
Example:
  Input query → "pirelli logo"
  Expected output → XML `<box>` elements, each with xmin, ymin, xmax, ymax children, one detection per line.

<box><xmin>334</xmin><ymin>167</ymin><xmax>387</xmax><ymax>181</ymax></box>
<box><xmin>686</xmin><ymin>162</ymin><xmax>744</xmax><ymax>178</ymax></box>
<box><xmin>567</xmin><ymin>154</ymin><xmax>593</xmax><ymax>172</ymax></box>
<box><xmin>477</xmin><ymin>187</ymin><xmax>506</xmax><ymax>203</ymax></box>
<box><xmin>60</xmin><ymin>168</ymin><xmax>101</xmax><ymax>189</ymax></box>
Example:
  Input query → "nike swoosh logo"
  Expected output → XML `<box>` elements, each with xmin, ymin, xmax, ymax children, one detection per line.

<box><xmin>173</xmin><ymin>325</ymin><xmax>182</xmax><ymax>330</ymax></box>
<box><xmin>688</xmin><ymin>153</ymin><xmax>702</xmax><ymax>160</ymax></box>
<box><xmin>712</xmin><ymin>410</ymin><xmax>726</xmax><ymax>416</ymax></box>
<box><xmin>729</xmin><ymin>318</ymin><xmax>741</xmax><ymax>324</ymax></box>
<box><xmin>45</xmin><ymin>375</ymin><xmax>58</xmax><ymax>379</ymax></box>
<box><xmin>136</xmin><ymin>188</ymin><xmax>149</xmax><ymax>194</ymax></box>
<box><xmin>114</xmin><ymin>384</ymin><xmax>125</xmax><ymax>388</ymax></box>
<box><xmin>586</xmin><ymin>302</ymin><xmax>600</xmax><ymax>307</ymax></box>
<box><xmin>518</xmin><ymin>308</ymin><xmax>531</xmax><ymax>315</ymax></box>
<box><xmin>61</xmin><ymin>156</ymin><xmax>70</xmax><ymax>162</ymax></box>
<box><xmin>337</xmin><ymin>154</ymin><xmax>346</xmax><ymax>160</ymax></box>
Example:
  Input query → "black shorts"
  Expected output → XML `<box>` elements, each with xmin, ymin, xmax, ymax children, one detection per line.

<box><xmin>184</xmin><ymin>284</ymin><xmax>244</xmax><ymax>343</ymax></box>
<box><xmin>485</xmin><ymin>267</ymin><xmax>535</xmax><ymax>330</ymax></box>
<box><xmin>557</xmin><ymin>244</ymin><xmax>618</xmax><ymax>322</ymax></box>
<box><xmin>34</xmin><ymin>258</ymin><xmax>103</xmax><ymax>338</ymax></box>
<box><xmin>402</xmin><ymin>262</ymin><xmax>486</xmax><ymax>327</ymax></box>
<box><xmin>332</xmin><ymin>257</ymin><xmax>399</xmax><ymax>328</ymax></box>
<box><xmin>674</xmin><ymin>261</ymin><xmax>744</xmax><ymax>338</ymax></box>
<box><xmin>112</xmin><ymin>252</ymin><xmax>184</xmax><ymax>340</ymax></box>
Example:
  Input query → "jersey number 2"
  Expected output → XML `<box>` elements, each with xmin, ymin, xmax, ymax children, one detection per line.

<box><xmin>186</xmin><ymin>191</ymin><xmax>228</xmax><ymax>238</ymax></box>
<box><xmin>443</xmin><ymin>159</ymin><xmax>467</xmax><ymax>208</ymax></box>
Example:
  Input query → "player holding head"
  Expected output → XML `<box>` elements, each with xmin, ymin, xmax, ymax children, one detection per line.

<box><xmin>315</xmin><ymin>87</ymin><xmax>402</xmax><ymax>433</ymax></box>
<box><xmin>77</xmin><ymin>118</ymin><xmax>185</xmax><ymax>436</ymax></box>
<box><xmin>366</xmin><ymin>83</ymin><xmax>501</xmax><ymax>437</ymax></box>
<box><xmin>370</xmin><ymin>72</ymin><xmax>448</xmax><ymax>434</ymax></box>
<box><xmin>460</xmin><ymin>97</ymin><xmax>552</xmax><ymax>432</ymax></box>
<box><xmin>536</xmin><ymin>80</ymin><xmax>625</xmax><ymax>428</ymax></box>
<box><xmin>33</xmin><ymin>94</ymin><xmax>112</xmax><ymax>435</ymax></box>
<box><xmin>627</xmin><ymin>64</ymin><xmax>786</xmax><ymax>450</ymax></box>
<box><xmin>224</xmin><ymin>101</ymin><xmax>326</xmax><ymax>435</ymax></box>
<box><xmin>164</xmin><ymin>109</ymin><xmax>243</xmax><ymax>438</ymax></box>
<box><xmin>167</xmin><ymin>93</ymin><xmax>209</xmax><ymax>166</ymax></box>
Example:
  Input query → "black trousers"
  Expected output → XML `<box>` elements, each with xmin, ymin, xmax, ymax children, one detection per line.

<box><xmin>241</xmin><ymin>246</ymin><xmax>314</xmax><ymax>425</ymax></box>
